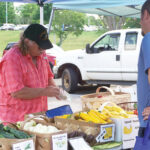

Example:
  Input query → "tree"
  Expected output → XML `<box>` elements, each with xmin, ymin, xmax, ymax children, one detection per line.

<box><xmin>98</xmin><ymin>16</ymin><xmax>126</xmax><ymax>30</ymax></box>
<box><xmin>16</xmin><ymin>3</ymin><xmax>52</xmax><ymax>24</ymax></box>
<box><xmin>8</xmin><ymin>3</ymin><xmax>16</xmax><ymax>24</ymax></box>
<box><xmin>123</xmin><ymin>18</ymin><xmax>140</xmax><ymax>29</ymax></box>
<box><xmin>19</xmin><ymin>4</ymin><xmax>39</xmax><ymax>24</ymax></box>
<box><xmin>97</xmin><ymin>15</ymin><xmax>140</xmax><ymax>31</ymax></box>
<box><xmin>52</xmin><ymin>10</ymin><xmax>86</xmax><ymax>46</ymax></box>
<box><xmin>44</xmin><ymin>4</ymin><xmax>52</xmax><ymax>24</ymax></box>
<box><xmin>0</xmin><ymin>2</ymin><xmax>16</xmax><ymax>25</ymax></box>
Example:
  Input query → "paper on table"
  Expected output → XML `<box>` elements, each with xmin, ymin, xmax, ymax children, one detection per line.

<box><xmin>69</xmin><ymin>137</ymin><xmax>92</xmax><ymax>150</ymax></box>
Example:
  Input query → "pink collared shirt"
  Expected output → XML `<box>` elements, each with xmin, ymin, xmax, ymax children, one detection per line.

<box><xmin>0</xmin><ymin>46</ymin><xmax>54</xmax><ymax>122</ymax></box>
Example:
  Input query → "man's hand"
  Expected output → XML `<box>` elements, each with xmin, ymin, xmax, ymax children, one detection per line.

<box><xmin>44</xmin><ymin>86</ymin><xmax>61</xmax><ymax>100</ymax></box>
<box><xmin>142</xmin><ymin>107</ymin><xmax>150</xmax><ymax>120</ymax></box>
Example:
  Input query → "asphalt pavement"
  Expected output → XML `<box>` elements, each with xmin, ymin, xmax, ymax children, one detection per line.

<box><xmin>47</xmin><ymin>78</ymin><xmax>137</xmax><ymax>113</ymax></box>
<box><xmin>47</xmin><ymin>78</ymin><xmax>101</xmax><ymax>112</ymax></box>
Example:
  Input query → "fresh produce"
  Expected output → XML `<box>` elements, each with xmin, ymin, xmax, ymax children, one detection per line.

<box><xmin>0</xmin><ymin>123</ymin><xmax>31</xmax><ymax>139</ymax></box>
<box><xmin>4</xmin><ymin>126</ymin><xmax>31</xmax><ymax>139</ymax></box>
<box><xmin>87</xmin><ymin>110</ymin><xmax>107</xmax><ymax>124</ymax></box>
<box><xmin>126</xmin><ymin>111</ymin><xmax>134</xmax><ymax>114</ymax></box>
<box><xmin>92</xmin><ymin>142</ymin><xmax>122</xmax><ymax>150</ymax></box>
<box><xmin>23</xmin><ymin>120</ymin><xmax>60</xmax><ymax>134</ymax></box>
<box><xmin>101</xmin><ymin>103</ymin><xmax>136</xmax><ymax>119</ymax></box>
<box><xmin>57</xmin><ymin>103</ymin><xmax>137</xmax><ymax>124</ymax></box>
<box><xmin>57</xmin><ymin>114</ymin><xmax>72</xmax><ymax>119</ymax></box>
<box><xmin>58</xmin><ymin>110</ymin><xmax>113</xmax><ymax>124</ymax></box>
<box><xmin>134</xmin><ymin>109</ymin><xmax>138</xmax><ymax>115</ymax></box>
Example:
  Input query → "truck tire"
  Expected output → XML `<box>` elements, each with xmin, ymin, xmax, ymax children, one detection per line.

<box><xmin>62</xmin><ymin>67</ymin><xmax>78</xmax><ymax>93</ymax></box>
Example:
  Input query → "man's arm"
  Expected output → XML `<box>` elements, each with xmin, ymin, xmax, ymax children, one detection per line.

<box><xmin>48</xmin><ymin>78</ymin><xmax>57</xmax><ymax>86</ymax></box>
<box><xmin>11</xmin><ymin>86</ymin><xmax>60</xmax><ymax>100</ymax></box>
<box><xmin>142</xmin><ymin>68</ymin><xmax>150</xmax><ymax>120</ymax></box>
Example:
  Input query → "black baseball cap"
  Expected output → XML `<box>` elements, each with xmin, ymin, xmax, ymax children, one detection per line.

<box><xmin>23</xmin><ymin>24</ymin><xmax>53</xmax><ymax>49</ymax></box>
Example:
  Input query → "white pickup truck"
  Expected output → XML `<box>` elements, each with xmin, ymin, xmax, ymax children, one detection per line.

<box><xmin>53</xmin><ymin>29</ymin><xmax>143</xmax><ymax>93</ymax></box>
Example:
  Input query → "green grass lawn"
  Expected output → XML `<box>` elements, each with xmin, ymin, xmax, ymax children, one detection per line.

<box><xmin>0</xmin><ymin>30</ymin><xmax>105</xmax><ymax>56</ymax></box>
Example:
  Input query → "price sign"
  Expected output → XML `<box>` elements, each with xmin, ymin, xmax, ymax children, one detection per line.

<box><xmin>52</xmin><ymin>133</ymin><xmax>68</xmax><ymax>150</ymax></box>
<box><xmin>12</xmin><ymin>139</ymin><xmax>34</xmax><ymax>150</ymax></box>
<box><xmin>69</xmin><ymin>137</ymin><xmax>92</xmax><ymax>150</ymax></box>
<box><xmin>96</xmin><ymin>124</ymin><xmax>115</xmax><ymax>143</ymax></box>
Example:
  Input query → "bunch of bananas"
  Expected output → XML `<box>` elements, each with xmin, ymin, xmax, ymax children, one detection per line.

<box><xmin>102</xmin><ymin>104</ymin><xmax>133</xmax><ymax>119</ymax></box>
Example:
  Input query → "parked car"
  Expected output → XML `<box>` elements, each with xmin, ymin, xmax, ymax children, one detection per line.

<box><xmin>46</xmin><ymin>44</ymin><xmax>64</xmax><ymax>58</ymax></box>
<box><xmin>0</xmin><ymin>24</ymin><xmax>15</xmax><ymax>30</ymax></box>
<box><xmin>46</xmin><ymin>44</ymin><xmax>64</xmax><ymax>71</ymax></box>
<box><xmin>2</xmin><ymin>42</ymin><xmax>64</xmax><ymax>71</ymax></box>
<box><xmin>53</xmin><ymin>28</ymin><xmax>143</xmax><ymax>93</ymax></box>
<box><xmin>14</xmin><ymin>25</ymin><xmax>24</xmax><ymax>31</ymax></box>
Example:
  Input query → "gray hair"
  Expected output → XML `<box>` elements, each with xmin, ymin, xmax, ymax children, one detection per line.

<box><xmin>18</xmin><ymin>33</ymin><xmax>29</xmax><ymax>56</ymax></box>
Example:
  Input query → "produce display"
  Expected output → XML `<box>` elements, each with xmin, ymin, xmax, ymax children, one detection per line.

<box><xmin>101</xmin><ymin>103</ymin><xmax>137</xmax><ymax>119</ymax></box>
<box><xmin>58</xmin><ymin>110</ymin><xmax>113</xmax><ymax>124</ymax></box>
<box><xmin>57</xmin><ymin>103</ymin><xmax>137</xmax><ymax>124</ymax></box>
<box><xmin>23</xmin><ymin>120</ymin><xmax>60</xmax><ymax>134</ymax></box>
<box><xmin>0</xmin><ymin>123</ymin><xmax>31</xmax><ymax>139</ymax></box>
<box><xmin>0</xmin><ymin>97</ymin><xmax>138</xmax><ymax>150</ymax></box>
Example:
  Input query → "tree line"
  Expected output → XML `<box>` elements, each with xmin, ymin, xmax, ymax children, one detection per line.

<box><xmin>0</xmin><ymin>2</ymin><xmax>140</xmax><ymax>46</ymax></box>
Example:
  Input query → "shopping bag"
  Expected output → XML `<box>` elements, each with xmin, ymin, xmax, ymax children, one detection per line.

<box><xmin>45</xmin><ymin>105</ymin><xmax>73</xmax><ymax>118</ymax></box>
<box><xmin>133</xmin><ymin>115</ymin><xmax>150</xmax><ymax>150</ymax></box>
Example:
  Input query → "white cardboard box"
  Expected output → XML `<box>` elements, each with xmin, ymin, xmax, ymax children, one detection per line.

<box><xmin>112</xmin><ymin>116</ymin><xmax>139</xmax><ymax>149</ymax></box>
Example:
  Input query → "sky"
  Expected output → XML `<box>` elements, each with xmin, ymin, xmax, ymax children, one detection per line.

<box><xmin>13</xmin><ymin>2</ymin><xmax>24</xmax><ymax>7</ymax></box>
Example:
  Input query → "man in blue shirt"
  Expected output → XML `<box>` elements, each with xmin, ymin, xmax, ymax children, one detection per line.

<box><xmin>137</xmin><ymin>0</ymin><xmax>150</xmax><ymax>137</ymax></box>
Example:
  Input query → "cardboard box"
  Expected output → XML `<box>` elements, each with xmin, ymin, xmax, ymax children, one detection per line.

<box><xmin>21</xmin><ymin>118</ymin><xmax>67</xmax><ymax>150</ymax></box>
<box><xmin>111</xmin><ymin>116</ymin><xmax>139</xmax><ymax>149</ymax></box>
<box><xmin>54</xmin><ymin>117</ymin><xmax>115</xmax><ymax>146</ymax></box>
<box><xmin>24</xmin><ymin>111</ymin><xmax>54</xmax><ymax>123</ymax></box>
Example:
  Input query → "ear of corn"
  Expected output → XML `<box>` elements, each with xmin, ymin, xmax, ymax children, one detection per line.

<box><xmin>88</xmin><ymin>110</ymin><xmax>107</xmax><ymax>124</ymax></box>
<box><xmin>103</xmin><ymin>104</ymin><xmax>132</xmax><ymax>119</ymax></box>
<box><xmin>57</xmin><ymin>114</ymin><xmax>72</xmax><ymax>119</ymax></box>
<box><xmin>80</xmin><ymin>112</ymin><xmax>95</xmax><ymax>122</ymax></box>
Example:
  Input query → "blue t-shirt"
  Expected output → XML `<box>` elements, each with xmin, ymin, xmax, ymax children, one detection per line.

<box><xmin>137</xmin><ymin>32</ymin><xmax>150</xmax><ymax>127</ymax></box>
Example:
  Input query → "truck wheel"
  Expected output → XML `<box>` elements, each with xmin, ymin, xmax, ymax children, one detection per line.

<box><xmin>62</xmin><ymin>68</ymin><xmax>78</xmax><ymax>93</ymax></box>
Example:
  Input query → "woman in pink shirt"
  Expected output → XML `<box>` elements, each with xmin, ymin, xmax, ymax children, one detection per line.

<box><xmin>0</xmin><ymin>24</ymin><xmax>61</xmax><ymax>122</ymax></box>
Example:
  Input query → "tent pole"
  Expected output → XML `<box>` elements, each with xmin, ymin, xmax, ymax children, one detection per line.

<box><xmin>48</xmin><ymin>7</ymin><xmax>55</xmax><ymax>35</ymax></box>
<box><xmin>40</xmin><ymin>6</ymin><xmax>44</xmax><ymax>25</ymax></box>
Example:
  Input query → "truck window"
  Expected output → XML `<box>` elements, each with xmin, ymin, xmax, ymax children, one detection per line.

<box><xmin>92</xmin><ymin>33</ymin><xmax>120</xmax><ymax>53</ymax></box>
<box><xmin>124</xmin><ymin>32</ymin><xmax>137</xmax><ymax>50</ymax></box>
